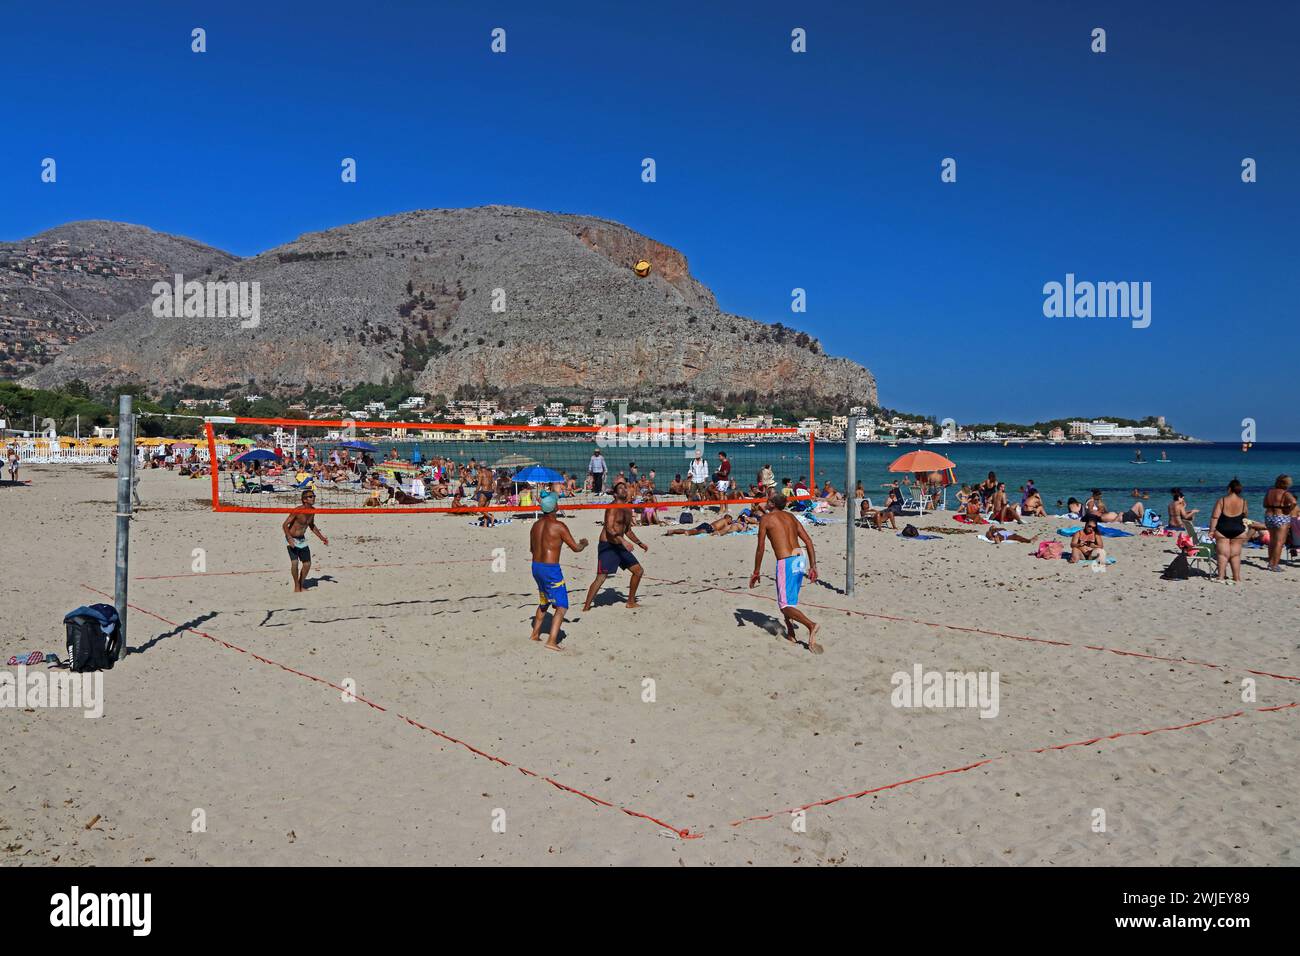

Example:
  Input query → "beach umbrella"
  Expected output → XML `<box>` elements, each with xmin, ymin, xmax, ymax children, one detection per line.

<box><xmin>230</xmin><ymin>438</ymin><xmax>255</xmax><ymax>446</ymax></box>
<box><xmin>887</xmin><ymin>450</ymin><xmax>956</xmax><ymax>474</ymax></box>
<box><xmin>888</xmin><ymin>449</ymin><xmax>958</xmax><ymax>503</ymax></box>
<box><xmin>411</xmin><ymin>446</ymin><xmax>423</xmax><ymax>465</ymax></box>
<box><xmin>338</xmin><ymin>440</ymin><xmax>378</xmax><ymax>452</ymax></box>
<box><xmin>514</xmin><ymin>465</ymin><xmax>564</xmax><ymax>484</ymax></box>
<box><xmin>235</xmin><ymin>448</ymin><xmax>280</xmax><ymax>462</ymax></box>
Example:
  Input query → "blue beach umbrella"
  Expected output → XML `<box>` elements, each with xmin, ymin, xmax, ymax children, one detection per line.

<box><xmin>235</xmin><ymin>448</ymin><xmax>280</xmax><ymax>462</ymax></box>
<box><xmin>514</xmin><ymin>465</ymin><xmax>564</xmax><ymax>484</ymax></box>
<box><xmin>338</xmin><ymin>440</ymin><xmax>378</xmax><ymax>452</ymax></box>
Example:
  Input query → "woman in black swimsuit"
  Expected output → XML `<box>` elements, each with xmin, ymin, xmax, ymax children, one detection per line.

<box><xmin>1210</xmin><ymin>478</ymin><xmax>1248</xmax><ymax>582</ymax></box>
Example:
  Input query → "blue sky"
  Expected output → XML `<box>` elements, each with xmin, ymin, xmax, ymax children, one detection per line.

<box><xmin>2</xmin><ymin>1</ymin><xmax>1296</xmax><ymax>439</ymax></box>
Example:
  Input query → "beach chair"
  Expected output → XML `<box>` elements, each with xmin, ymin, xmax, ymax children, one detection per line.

<box><xmin>900</xmin><ymin>490</ymin><xmax>927</xmax><ymax>516</ymax></box>
<box><xmin>1175</xmin><ymin>518</ymin><xmax>1216</xmax><ymax>575</ymax></box>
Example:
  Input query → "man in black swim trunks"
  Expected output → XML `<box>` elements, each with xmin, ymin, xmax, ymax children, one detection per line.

<box><xmin>282</xmin><ymin>490</ymin><xmax>328</xmax><ymax>592</ymax></box>
<box><xmin>582</xmin><ymin>481</ymin><xmax>648</xmax><ymax>610</ymax></box>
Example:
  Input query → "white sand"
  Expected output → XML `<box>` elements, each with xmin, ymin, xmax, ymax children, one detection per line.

<box><xmin>2</xmin><ymin>466</ymin><xmax>1296</xmax><ymax>866</ymax></box>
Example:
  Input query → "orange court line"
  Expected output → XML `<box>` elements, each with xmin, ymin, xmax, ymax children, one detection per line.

<box><xmin>85</xmin><ymin>575</ymin><xmax>1299</xmax><ymax>840</ymax></box>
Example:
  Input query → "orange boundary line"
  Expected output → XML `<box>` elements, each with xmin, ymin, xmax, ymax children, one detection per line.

<box><xmin>89</xmin><ymin>571</ymin><xmax>1300</xmax><ymax>840</ymax></box>
<box><xmin>83</xmin><ymin>585</ymin><xmax>700</xmax><ymax>840</ymax></box>
<box><xmin>726</xmin><ymin>703</ymin><xmax>1298</xmax><ymax>827</ymax></box>
<box><xmin>640</xmin><ymin>573</ymin><xmax>1300</xmax><ymax>685</ymax></box>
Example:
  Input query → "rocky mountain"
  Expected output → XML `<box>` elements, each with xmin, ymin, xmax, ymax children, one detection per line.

<box><xmin>0</xmin><ymin>221</ymin><xmax>235</xmax><ymax>379</ymax></box>
<box><xmin>22</xmin><ymin>207</ymin><xmax>877</xmax><ymax>408</ymax></box>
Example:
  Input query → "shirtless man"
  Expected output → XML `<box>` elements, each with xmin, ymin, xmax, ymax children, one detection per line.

<box><xmin>989</xmin><ymin>483</ymin><xmax>1020</xmax><ymax>523</ymax></box>
<box><xmin>528</xmin><ymin>491</ymin><xmax>588</xmax><ymax>651</ymax></box>
<box><xmin>283</xmin><ymin>489</ymin><xmax>328</xmax><ymax>591</ymax></box>
<box><xmin>749</xmin><ymin>494</ymin><xmax>821</xmax><ymax>652</ymax></box>
<box><xmin>1069</xmin><ymin>516</ymin><xmax>1107</xmax><ymax>571</ymax></box>
<box><xmin>582</xmin><ymin>481</ymin><xmax>648</xmax><ymax>610</ymax></box>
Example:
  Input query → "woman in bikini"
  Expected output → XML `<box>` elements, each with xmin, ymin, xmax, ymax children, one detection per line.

<box><xmin>1210</xmin><ymin>478</ymin><xmax>1249</xmax><ymax>582</ymax></box>
<box><xmin>1262</xmin><ymin>475</ymin><xmax>1295</xmax><ymax>573</ymax></box>
<box><xmin>1069</xmin><ymin>516</ymin><xmax>1107</xmax><ymax>570</ymax></box>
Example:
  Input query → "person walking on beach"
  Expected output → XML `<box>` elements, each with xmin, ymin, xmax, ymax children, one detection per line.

<box><xmin>6</xmin><ymin>446</ymin><xmax>18</xmax><ymax>484</ymax></box>
<box><xmin>528</xmin><ymin>490</ymin><xmax>588</xmax><ymax>652</ymax></box>
<box><xmin>582</xmin><ymin>481</ymin><xmax>648</xmax><ymax>610</ymax></box>
<box><xmin>283</xmin><ymin>489</ymin><xmax>328</xmax><ymax>592</ymax></box>
<box><xmin>587</xmin><ymin>449</ymin><xmax>607</xmax><ymax>495</ymax></box>
<box><xmin>1262</xmin><ymin>475</ymin><xmax>1295</xmax><ymax>572</ymax></box>
<box><xmin>749</xmin><ymin>493</ymin><xmax>821</xmax><ymax>652</ymax></box>
<box><xmin>1210</xmin><ymin>479</ymin><xmax>1249</xmax><ymax>583</ymax></box>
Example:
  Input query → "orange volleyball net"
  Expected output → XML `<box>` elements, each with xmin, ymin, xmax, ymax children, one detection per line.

<box><xmin>203</xmin><ymin>417</ymin><xmax>815</xmax><ymax>515</ymax></box>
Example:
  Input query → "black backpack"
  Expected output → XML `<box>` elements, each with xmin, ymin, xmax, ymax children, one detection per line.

<box><xmin>63</xmin><ymin>604</ymin><xmax>122</xmax><ymax>672</ymax></box>
<box><xmin>1160</xmin><ymin>554</ymin><xmax>1190</xmax><ymax>580</ymax></box>
<box><xmin>901</xmin><ymin>524</ymin><xmax>920</xmax><ymax>538</ymax></box>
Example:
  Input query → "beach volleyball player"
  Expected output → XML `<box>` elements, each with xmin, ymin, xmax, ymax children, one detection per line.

<box><xmin>282</xmin><ymin>489</ymin><xmax>328</xmax><ymax>592</ymax></box>
<box><xmin>582</xmin><ymin>481</ymin><xmax>648</xmax><ymax>610</ymax></box>
<box><xmin>749</xmin><ymin>493</ymin><xmax>821</xmax><ymax>652</ymax></box>
<box><xmin>529</xmin><ymin>490</ymin><xmax>588</xmax><ymax>651</ymax></box>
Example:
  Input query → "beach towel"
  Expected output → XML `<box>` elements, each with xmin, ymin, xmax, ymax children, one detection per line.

<box><xmin>954</xmin><ymin>514</ymin><xmax>988</xmax><ymax>525</ymax></box>
<box><xmin>6</xmin><ymin>651</ymin><xmax>46</xmax><ymax>666</ymax></box>
<box><xmin>1074</xmin><ymin>556</ymin><xmax>1117</xmax><ymax>565</ymax></box>
<box><xmin>898</xmin><ymin>532</ymin><xmax>940</xmax><ymax>541</ymax></box>
<box><xmin>468</xmin><ymin>517</ymin><xmax>513</xmax><ymax>527</ymax></box>
<box><xmin>1057</xmin><ymin>526</ymin><xmax>1133</xmax><ymax>538</ymax></box>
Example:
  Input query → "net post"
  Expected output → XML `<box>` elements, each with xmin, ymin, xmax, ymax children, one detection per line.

<box><xmin>845</xmin><ymin>414</ymin><xmax>857</xmax><ymax>597</ymax></box>
<box><xmin>114</xmin><ymin>394</ymin><xmax>135</xmax><ymax>659</ymax></box>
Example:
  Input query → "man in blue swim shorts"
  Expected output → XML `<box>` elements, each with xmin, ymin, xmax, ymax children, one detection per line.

<box><xmin>582</xmin><ymin>481</ymin><xmax>648</xmax><ymax>611</ymax></box>
<box><xmin>529</xmin><ymin>490</ymin><xmax>588</xmax><ymax>651</ymax></box>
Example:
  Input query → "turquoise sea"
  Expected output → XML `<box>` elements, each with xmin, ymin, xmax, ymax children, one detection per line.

<box><xmin>379</xmin><ymin>439</ymin><xmax>1300</xmax><ymax>519</ymax></box>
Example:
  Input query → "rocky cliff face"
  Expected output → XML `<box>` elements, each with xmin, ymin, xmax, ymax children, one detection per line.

<box><xmin>1</xmin><ymin>221</ymin><xmax>234</xmax><ymax>379</ymax></box>
<box><xmin>24</xmin><ymin>206</ymin><xmax>877</xmax><ymax>408</ymax></box>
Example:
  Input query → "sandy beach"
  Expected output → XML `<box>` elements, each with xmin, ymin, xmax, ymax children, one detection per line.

<box><xmin>2</xmin><ymin>464</ymin><xmax>1296</xmax><ymax>867</ymax></box>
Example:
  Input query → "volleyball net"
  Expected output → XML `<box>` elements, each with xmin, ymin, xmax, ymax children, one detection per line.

<box><xmin>204</xmin><ymin>417</ymin><xmax>815</xmax><ymax>514</ymax></box>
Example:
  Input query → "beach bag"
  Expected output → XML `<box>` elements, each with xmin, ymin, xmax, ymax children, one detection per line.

<box><xmin>1035</xmin><ymin>540</ymin><xmax>1065</xmax><ymax>560</ymax></box>
<box><xmin>679</xmin><ymin>511</ymin><xmax>693</xmax><ymax>524</ymax></box>
<box><xmin>901</xmin><ymin>524</ymin><xmax>920</xmax><ymax>538</ymax></box>
<box><xmin>1161</xmin><ymin>554</ymin><xmax>1190</xmax><ymax>581</ymax></box>
<box><xmin>63</xmin><ymin>604</ymin><xmax>121</xmax><ymax>672</ymax></box>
